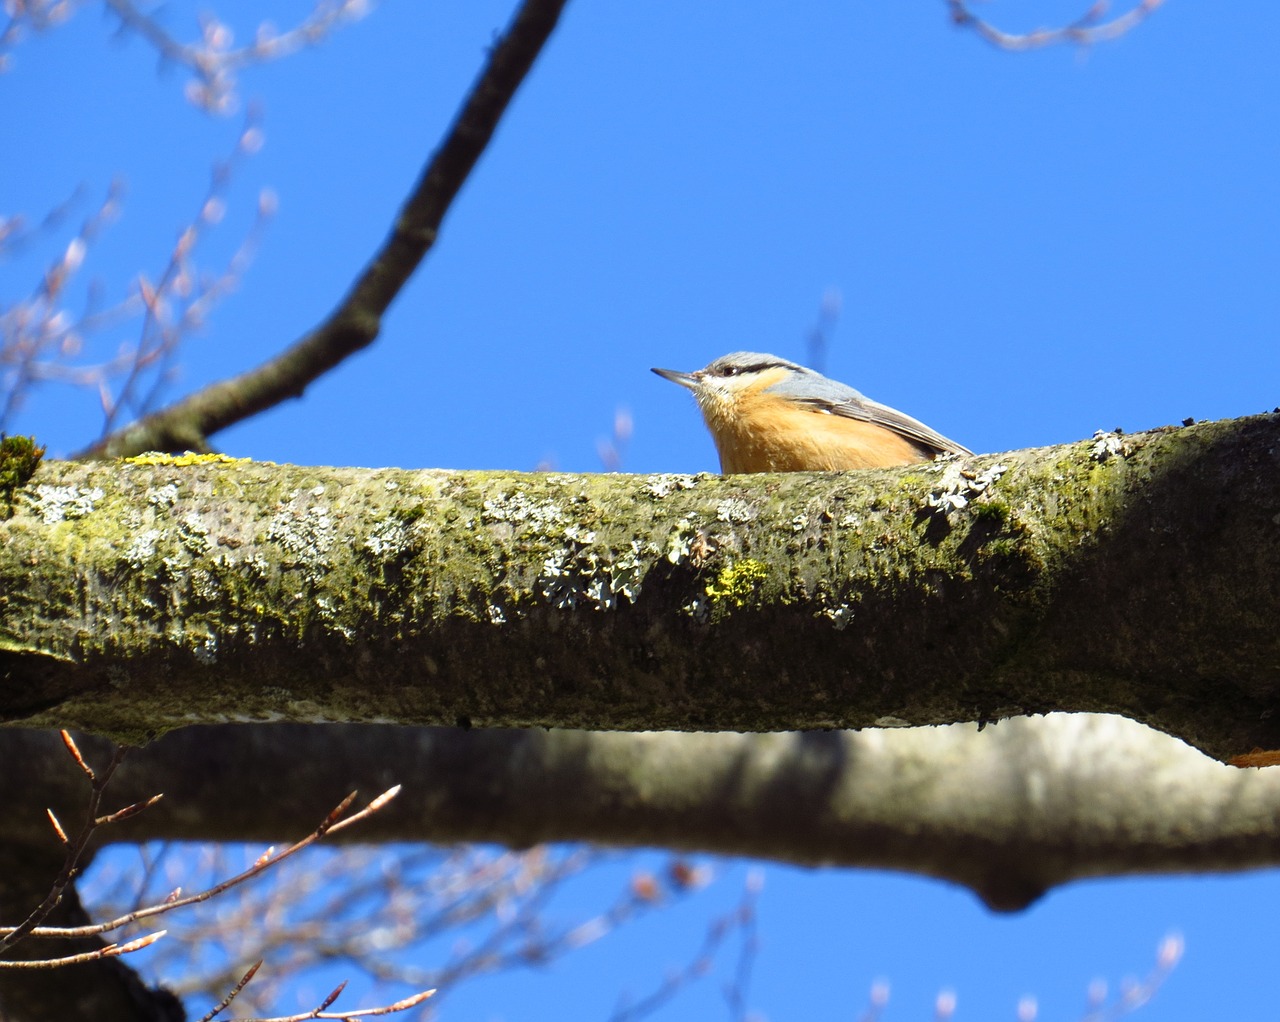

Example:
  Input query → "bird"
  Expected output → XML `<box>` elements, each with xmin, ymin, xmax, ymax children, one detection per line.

<box><xmin>652</xmin><ymin>351</ymin><xmax>971</xmax><ymax>473</ymax></box>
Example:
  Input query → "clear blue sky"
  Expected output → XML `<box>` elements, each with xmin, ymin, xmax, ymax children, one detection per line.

<box><xmin>5</xmin><ymin>1</ymin><xmax>1280</xmax><ymax>1018</ymax></box>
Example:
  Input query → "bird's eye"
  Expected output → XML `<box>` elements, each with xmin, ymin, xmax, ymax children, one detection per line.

<box><xmin>718</xmin><ymin>365</ymin><xmax>740</xmax><ymax>377</ymax></box>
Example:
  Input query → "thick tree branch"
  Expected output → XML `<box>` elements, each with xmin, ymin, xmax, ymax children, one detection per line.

<box><xmin>81</xmin><ymin>0</ymin><xmax>570</xmax><ymax>459</ymax></box>
<box><xmin>7</xmin><ymin>414</ymin><xmax>1280</xmax><ymax>760</ymax></box>
<box><xmin>3</xmin><ymin>717</ymin><xmax>1279</xmax><ymax>913</ymax></box>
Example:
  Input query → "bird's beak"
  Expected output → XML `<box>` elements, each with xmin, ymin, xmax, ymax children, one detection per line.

<box><xmin>651</xmin><ymin>367</ymin><xmax>698</xmax><ymax>390</ymax></box>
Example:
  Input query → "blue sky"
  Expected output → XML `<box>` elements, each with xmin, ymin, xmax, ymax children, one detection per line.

<box><xmin>5</xmin><ymin>1</ymin><xmax>1280</xmax><ymax>1018</ymax></box>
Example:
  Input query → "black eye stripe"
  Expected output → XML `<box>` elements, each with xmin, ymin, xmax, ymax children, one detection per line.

<box><xmin>715</xmin><ymin>362</ymin><xmax>776</xmax><ymax>378</ymax></box>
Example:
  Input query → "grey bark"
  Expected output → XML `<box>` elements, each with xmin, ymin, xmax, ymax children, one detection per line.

<box><xmin>3</xmin><ymin>715</ymin><xmax>1279</xmax><ymax>913</ymax></box>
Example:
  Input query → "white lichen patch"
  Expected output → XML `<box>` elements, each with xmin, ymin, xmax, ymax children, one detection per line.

<box><xmin>644</xmin><ymin>474</ymin><xmax>697</xmax><ymax>498</ymax></box>
<box><xmin>927</xmin><ymin>487</ymin><xmax>970</xmax><ymax>517</ymax></box>
<box><xmin>30</xmin><ymin>484</ymin><xmax>104</xmax><ymax>524</ymax></box>
<box><xmin>148</xmin><ymin>483</ymin><xmax>181</xmax><ymax>509</ymax></box>
<box><xmin>126</xmin><ymin>528</ymin><xmax>162</xmax><ymax>567</ymax></box>
<box><xmin>363</xmin><ymin>519</ymin><xmax>412</xmax><ymax>558</ymax></box>
<box><xmin>665</xmin><ymin>522</ymin><xmax>694</xmax><ymax>564</ymax></box>
<box><xmin>661</xmin><ymin>526</ymin><xmax>717</xmax><ymax>568</ymax></box>
<box><xmin>482</xmin><ymin>491</ymin><xmax>565</xmax><ymax>529</ymax></box>
<box><xmin>192</xmin><ymin>634</ymin><xmax>219</xmax><ymax>665</ymax></box>
<box><xmin>682</xmin><ymin>594</ymin><xmax>710</xmax><ymax>622</ymax></box>
<box><xmin>715</xmin><ymin>498</ymin><xmax>756</xmax><ymax>524</ymax></box>
<box><xmin>538</xmin><ymin>550</ymin><xmax>579</xmax><ymax>609</ymax></box>
<box><xmin>926</xmin><ymin>462</ymin><xmax>1009</xmax><ymax>518</ymax></box>
<box><xmin>241</xmin><ymin>551</ymin><xmax>272</xmax><ymax>581</ymax></box>
<box><xmin>592</xmin><ymin>542</ymin><xmax>645</xmax><ymax>607</ymax></box>
<box><xmin>538</xmin><ymin>538</ymin><xmax>647</xmax><ymax>611</ymax></box>
<box><xmin>1090</xmin><ymin>429</ymin><xmax>1130</xmax><ymax>462</ymax></box>
<box><xmin>267</xmin><ymin>505</ymin><xmax>335</xmax><ymax>559</ymax></box>
<box><xmin>177</xmin><ymin>512</ymin><xmax>212</xmax><ymax>555</ymax></box>
<box><xmin>823</xmin><ymin>603</ymin><xmax>854</xmax><ymax>631</ymax></box>
<box><xmin>190</xmin><ymin>568</ymin><xmax>222</xmax><ymax>602</ymax></box>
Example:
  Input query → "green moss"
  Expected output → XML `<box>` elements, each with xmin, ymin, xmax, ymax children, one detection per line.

<box><xmin>987</xmin><ymin>538</ymin><xmax>1018</xmax><ymax>558</ymax></box>
<box><xmin>970</xmin><ymin>500</ymin><xmax>1013</xmax><ymax>526</ymax></box>
<box><xmin>392</xmin><ymin>504</ymin><xmax>428</xmax><ymax>524</ymax></box>
<box><xmin>0</xmin><ymin>434</ymin><xmax>45</xmax><ymax>519</ymax></box>
<box><xmin>706</xmin><ymin>558</ymin><xmax>769</xmax><ymax>607</ymax></box>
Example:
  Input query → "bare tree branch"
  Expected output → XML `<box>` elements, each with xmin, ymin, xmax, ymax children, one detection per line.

<box><xmin>5</xmin><ymin>788</ymin><xmax>398</xmax><ymax>942</ymax></box>
<box><xmin>1</xmin><ymin>182</ymin><xmax>127</xmax><ymax>430</ymax></box>
<box><xmin>84</xmin><ymin>0</ymin><xmax>570</xmax><ymax>459</ymax></box>
<box><xmin>97</xmin><ymin>115</ymin><xmax>274</xmax><ymax>438</ymax></box>
<box><xmin>1</xmin><ymin>121</ymin><xmax>271</xmax><ymax>438</ymax></box>
<box><xmin>0</xmin><ymin>788</ymin><xmax>182</xmax><ymax>1019</ymax></box>
<box><xmin>946</xmin><ymin>0</ymin><xmax>1166</xmax><ymax>50</ymax></box>
<box><xmin>0</xmin><ymin>930</ymin><xmax>165</xmax><ymax>970</ymax></box>
<box><xmin>101</xmin><ymin>1</ymin><xmax>371</xmax><ymax>115</ymax></box>
<box><xmin>196</xmin><ymin>970</ymin><xmax>433</xmax><ymax>1022</ymax></box>
<box><xmin>0</xmin><ymin>736</ymin><xmax>131</xmax><ymax>959</ymax></box>
<box><xmin>607</xmin><ymin>873</ymin><xmax>759</xmax><ymax>1022</ymax></box>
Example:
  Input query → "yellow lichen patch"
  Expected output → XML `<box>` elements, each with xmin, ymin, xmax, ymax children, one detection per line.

<box><xmin>123</xmin><ymin>452</ymin><xmax>258</xmax><ymax>467</ymax></box>
<box><xmin>706</xmin><ymin>558</ymin><xmax>769</xmax><ymax>607</ymax></box>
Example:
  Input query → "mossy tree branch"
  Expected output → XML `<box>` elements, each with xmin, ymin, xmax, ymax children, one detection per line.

<box><xmin>7</xmin><ymin>414</ymin><xmax>1280</xmax><ymax>761</ymax></box>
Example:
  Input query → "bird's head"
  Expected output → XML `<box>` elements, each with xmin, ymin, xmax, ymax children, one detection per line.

<box><xmin>651</xmin><ymin>352</ymin><xmax>807</xmax><ymax>429</ymax></box>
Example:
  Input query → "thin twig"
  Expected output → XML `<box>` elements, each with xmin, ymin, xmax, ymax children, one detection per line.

<box><xmin>606</xmin><ymin>874</ymin><xmax>760</xmax><ymax>1022</ymax></box>
<box><xmin>946</xmin><ymin>0</ymin><xmax>1166</xmax><ymax>50</ymax></box>
<box><xmin>0</xmin><ymin>930</ymin><xmax>166</xmax><ymax>970</ymax></box>
<box><xmin>9</xmin><ymin>787</ymin><xmax>400</xmax><ymax>941</ymax></box>
<box><xmin>1080</xmin><ymin>933</ymin><xmax>1184</xmax><ymax>1022</ymax></box>
<box><xmin>0</xmin><ymin>181</ymin><xmax>127</xmax><ymax>431</ymax></box>
<box><xmin>0</xmin><ymin>735</ymin><xmax>133</xmax><ymax>958</ymax></box>
<box><xmin>232</xmin><ymin>987</ymin><xmax>434</xmax><ymax>1022</ymax></box>
<box><xmin>196</xmin><ymin>959</ymin><xmax>433</xmax><ymax>1022</ymax></box>
<box><xmin>195</xmin><ymin>959</ymin><xmax>262</xmax><ymax>1022</ymax></box>
<box><xmin>103</xmin><ymin>1</ymin><xmax>369</xmax><ymax>114</ymax></box>
<box><xmin>99</xmin><ymin>110</ymin><xmax>271</xmax><ymax>439</ymax></box>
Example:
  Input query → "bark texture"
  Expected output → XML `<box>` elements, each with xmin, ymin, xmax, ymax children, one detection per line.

<box><xmin>3</xmin><ymin>413</ymin><xmax>1280</xmax><ymax>761</ymax></box>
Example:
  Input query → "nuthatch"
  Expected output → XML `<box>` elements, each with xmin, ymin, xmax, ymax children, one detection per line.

<box><xmin>652</xmin><ymin>351</ymin><xmax>971</xmax><ymax>473</ymax></box>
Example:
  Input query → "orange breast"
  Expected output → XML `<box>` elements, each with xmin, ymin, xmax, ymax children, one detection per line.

<box><xmin>712</xmin><ymin>396</ymin><xmax>930</xmax><ymax>473</ymax></box>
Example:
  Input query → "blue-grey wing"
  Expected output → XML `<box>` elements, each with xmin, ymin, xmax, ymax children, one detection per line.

<box><xmin>766</xmin><ymin>371</ymin><xmax>972</xmax><ymax>456</ymax></box>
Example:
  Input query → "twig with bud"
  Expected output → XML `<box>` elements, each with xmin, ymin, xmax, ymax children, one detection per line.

<box><xmin>0</xmin><ymin>732</ymin><xmax>144</xmax><ymax>965</ymax></box>
<box><xmin>946</xmin><ymin>0</ymin><xmax>1165</xmax><ymax>50</ymax></box>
